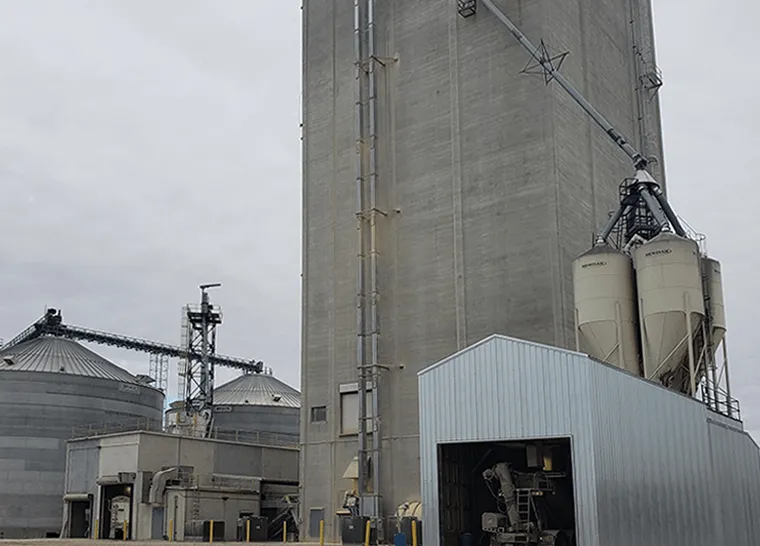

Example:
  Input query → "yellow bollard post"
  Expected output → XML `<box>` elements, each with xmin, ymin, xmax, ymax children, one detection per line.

<box><xmin>123</xmin><ymin>520</ymin><xmax>128</xmax><ymax>541</ymax></box>
<box><xmin>93</xmin><ymin>519</ymin><xmax>99</xmax><ymax>540</ymax></box>
<box><xmin>283</xmin><ymin>521</ymin><xmax>287</xmax><ymax>543</ymax></box>
<box><xmin>319</xmin><ymin>520</ymin><xmax>325</xmax><ymax>546</ymax></box>
<box><xmin>364</xmin><ymin>520</ymin><xmax>371</xmax><ymax>546</ymax></box>
<box><xmin>246</xmin><ymin>519</ymin><xmax>251</xmax><ymax>543</ymax></box>
<box><xmin>168</xmin><ymin>519</ymin><xmax>174</xmax><ymax>542</ymax></box>
<box><xmin>412</xmin><ymin>520</ymin><xmax>418</xmax><ymax>546</ymax></box>
<box><xmin>210</xmin><ymin>520</ymin><xmax>214</xmax><ymax>543</ymax></box>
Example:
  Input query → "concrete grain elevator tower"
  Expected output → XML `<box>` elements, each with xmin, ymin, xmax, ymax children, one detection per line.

<box><xmin>300</xmin><ymin>0</ymin><xmax>666</xmax><ymax>538</ymax></box>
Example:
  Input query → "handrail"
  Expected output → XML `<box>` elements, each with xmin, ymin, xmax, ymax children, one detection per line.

<box><xmin>70</xmin><ymin>418</ymin><xmax>299</xmax><ymax>448</ymax></box>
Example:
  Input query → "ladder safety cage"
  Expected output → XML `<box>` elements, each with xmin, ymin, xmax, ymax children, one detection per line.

<box><xmin>457</xmin><ymin>0</ymin><xmax>477</xmax><ymax>18</ymax></box>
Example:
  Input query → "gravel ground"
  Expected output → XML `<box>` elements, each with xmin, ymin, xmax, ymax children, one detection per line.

<box><xmin>0</xmin><ymin>538</ymin><xmax>336</xmax><ymax>546</ymax></box>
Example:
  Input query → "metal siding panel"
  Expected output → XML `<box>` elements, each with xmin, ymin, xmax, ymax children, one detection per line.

<box><xmin>706</xmin><ymin>422</ymin><xmax>760</xmax><ymax>545</ymax></box>
<box><xmin>212</xmin><ymin>373</ymin><xmax>300</xmax><ymax>408</ymax></box>
<box><xmin>588</xmin><ymin>360</ymin><xmax>718</xmax><ymax>546</ymax></box>
<box><xmin>420</xmin><ymin>336</ymin><xmax>760</xmax><ymax>546</ymax></box>
<box><xmin>0</xmin><ymin>373</ymin><xmax>162</xmax><ymax>538</ymax></box>
<box><xmin>211</xmin><ymin>406</ymin><xmax>300</xmax><ymax>438</ymax></box>
<box><xmin>419</xmin><ymin>337</ymin><xmax>600</xmax><ymax>546</ymax></box>
<box><xmin>0</xmin><ymin>337</ymin><xmax>140</xmax><ymax>383</ymax></box>
<box><xmin>580</xmin><ymin>348</ymin><xmax>759</xmax><ymax>546</ymax></box>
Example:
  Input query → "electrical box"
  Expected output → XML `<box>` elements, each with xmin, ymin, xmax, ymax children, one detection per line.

<box><xmin>360</xmin><ymin>495</ymin><xmax>383</xmax><ymax>518</ymax></box>
<box><xmin>237</xmin><ymin>516</ymin><xmax>267</xmax><ymax>542</ymax></box>
<box><xmin>202</xmin><ymin>520</ymin><xmax>225</xmax><ymax>542</ymax></box>
<box><xmin>342</xmin><ymin>516</ymin><xmax>372</xmax><ymax>545</ymax></box>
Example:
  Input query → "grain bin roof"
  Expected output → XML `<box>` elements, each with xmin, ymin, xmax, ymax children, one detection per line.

<box><xmin>0</xmin><ymin>336</ymin><xmax>138</xmax><ymax>383</ymax></box>
<box><xmin>214</xmin><ymin>371</ymin><xmax>300</xmax><ymax>407</ymax></box>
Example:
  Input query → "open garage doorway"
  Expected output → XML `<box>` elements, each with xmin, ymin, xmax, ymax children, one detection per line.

<box><xmin>437</xmin><ymin>438</ymin><xmax>576</xmax><ymax>546</ymax></box>
<box><xmin>99</xmin><ymin>484</ymin><xmax>134</xmax><ymax>540</ymax></box>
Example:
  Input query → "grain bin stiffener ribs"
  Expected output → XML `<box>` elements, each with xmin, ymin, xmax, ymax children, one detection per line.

<box><xmin>1</xmin><ymin>308</ymin><xmax>263</xmax><ymax>374</ymax></box>
<box><xmin>458</xmin><ymin>0</ymin><xmax>687</xmax><ymax>246</ymax></box>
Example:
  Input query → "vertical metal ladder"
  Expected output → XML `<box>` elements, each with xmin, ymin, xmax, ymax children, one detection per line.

<box><xmin>516</xmin><ymin>490</ymin><xmax>532</xmax><ymax>525</ymax></box>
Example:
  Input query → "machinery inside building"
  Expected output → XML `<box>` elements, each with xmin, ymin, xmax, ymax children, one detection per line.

<box><xmin>99</xmin><ymin>485</ymin><xmax>132</xmax><ymax>540</ymax></box>
<box><xmin>439</xmin><ymin>440</ymin><xmax>575</xmax><ymax>546</ymax></box>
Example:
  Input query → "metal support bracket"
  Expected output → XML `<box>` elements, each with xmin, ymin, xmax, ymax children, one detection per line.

<box><xmin>521</xmin><ymin>40</ymin><xmax>570</xmax><ymax>85</ymax></box>
<box><xmin>457</xmin><ymin>0</ymin><xmax>477</xmax><ymax>18</ymax></box>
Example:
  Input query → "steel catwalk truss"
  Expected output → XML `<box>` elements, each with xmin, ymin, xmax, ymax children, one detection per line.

<box><xmin>148</xmin><ymin>352</ymin><xmax>169</xmax><ymax>393</ymax></box>
<box><xmin>2</xmin><ymin>309</ymin><xmax>261</xmax><ymax>374</ymax></box>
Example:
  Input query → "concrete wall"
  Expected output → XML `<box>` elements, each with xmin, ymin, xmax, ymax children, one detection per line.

<box><xmin>63</xmin><ymin>431</ymin><xmax>299</xmax><ymax>541</ymax></box>
<box><xmin>418</xmin><ymin>335</ymin><xmax>760</xmax><ymax>546</ymax></box>
<box><xmin>300</xmin><ymin>0</ymin><xmax>666</xmax><ymax>538</ymax></box>
<box><xmin>131</xmin><ymin>432</ymin><xmax>299</xmax><ymax>480</ymax></box>
<box><xmin>170</xmin><ymin>488</ymin><xmax>260</xmax><ymax>542</ymax></box>
<box><xmin>0</xmin><ymin>372</ymin><xmax>162</xmax><ymax>538</ymax></box>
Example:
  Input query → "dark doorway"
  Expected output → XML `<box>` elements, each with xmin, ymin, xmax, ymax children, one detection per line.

<box><xmin>69</xmin><ymin>500</ymin><xmax>92</xmax><ymax>538</ymax></box>
<box><xmin>438</xmin><ymin>438</ymin><xmax>576</xmax><ymax>546</ymax></box>
<box><xmin>151</xmin><ymin>507</ymin><xmax>165</xmax><ymax>539</ymax></box>
<box><xmin>99</xmin><ymin>484</ymin><xmax>134</xmax><ymax>540</ymax></box>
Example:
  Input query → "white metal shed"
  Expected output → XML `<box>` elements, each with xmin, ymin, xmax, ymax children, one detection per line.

<box><xmin>418</xmin><ymin>334</ymin><xmax>760</xmax><ymax>546</ymax></box>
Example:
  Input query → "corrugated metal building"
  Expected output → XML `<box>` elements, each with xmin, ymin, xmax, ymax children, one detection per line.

<box><xmin>418</xmin><ymin>335</ymin><xmax>760</xmax><ymax>546</ymax></box>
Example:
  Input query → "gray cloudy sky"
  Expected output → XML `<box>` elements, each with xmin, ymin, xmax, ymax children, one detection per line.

<box><xmin>652</xmin><ymin>0</ymin><xmax>760</xmax><ymax>440</ymax></box>
<box><xmin>0</xmin><ymin>1</ymin><xmax>757</xmax><ymax>438</ymax></box>
<box><xmin>0</xmin><ymin>0</ymin><xmax>302</xmax><ymax>397</ymax></box>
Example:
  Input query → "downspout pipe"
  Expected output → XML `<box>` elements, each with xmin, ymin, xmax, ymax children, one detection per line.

<box><xmin>353</xmin><ymin>0</ymin><xmax>368</xmax><ymax>505</ymax></box>
<box><xmin>367</xmin><ymin>0</ymin><xmax>381</xmax><ymax>503</ymax></box>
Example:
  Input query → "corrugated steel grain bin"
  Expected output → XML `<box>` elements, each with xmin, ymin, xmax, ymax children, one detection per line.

<box><xmin>165</xmin><ymin>370</ymin><xmax>299</xmax><ymax>443</ymax></box>
<box><xmin>0</xmin><ymin>337</ymin><xmax>163</xmax><ymax>538</ymax></box>
<box><xmin>418</xmin><ymin>335</ymin><xmax>760</xmax><ymax>546</ymax></box>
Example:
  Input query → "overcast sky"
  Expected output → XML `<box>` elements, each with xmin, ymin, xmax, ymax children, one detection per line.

<box><xmin>0</xmin><ymin>1</ymin><xmax>757</xmax><ymax>438</ymax></box>
<box><xmin>0</xmin><ymin>0</ymin><xmax>302</xmax><ymax>398</ymax></box>
<box><xmin>652</xmin><ymin>0</ymin><xmax>760</xmax><ymax>441</ymax></box>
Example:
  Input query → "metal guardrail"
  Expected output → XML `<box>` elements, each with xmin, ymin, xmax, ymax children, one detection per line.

<box><xmin>70</xmin><ymin>418</ymin><xmax>163</xmax><ymax>438</ymax></box>
<box><xmin>70</xmin><ymin>418</ymin><xmax>299</xmax><ymax>448</ymax></box>
<box><xmin>700</xmin><ymin>384</ymin><xmax>742</xmax><ymax>421</ymax></box>
<box><xmin>176</xmin><ymin>471</ymin><xmax>261</xmax><ymax>491</ymax></box>
<box><xmin>207</xmin><ymin>427</ymin><xmax>299</xmax><ymax>447</ymax></box>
